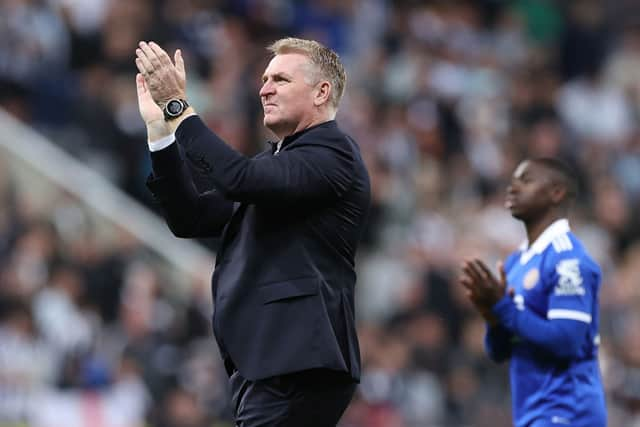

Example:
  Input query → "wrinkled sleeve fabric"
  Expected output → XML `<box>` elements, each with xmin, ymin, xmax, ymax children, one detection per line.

<box><xmin>174</xmin><ymin>116</ymin><xmax>355</xmax><ymax>204</ymax></box>
<box><xmin>147</xmin><ymin>142</ymin><xmax>234</xmax><ymax>238</ymax></box>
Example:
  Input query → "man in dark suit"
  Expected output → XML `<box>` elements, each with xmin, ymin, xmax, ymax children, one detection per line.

<box><xmin>134</xmin><ymin>37</ymin><xmax>371</xmax><ymax>426</ymax></box>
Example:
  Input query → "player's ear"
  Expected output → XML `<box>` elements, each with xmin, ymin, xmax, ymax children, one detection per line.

<box><xmin>550</xmin><ymin>184</ymin><xmax>567</xmax><ymax>204</ymax></box>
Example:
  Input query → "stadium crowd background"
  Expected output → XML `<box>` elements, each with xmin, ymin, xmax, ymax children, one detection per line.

<box><xmin>2</xmin><ymin>0</ymin><xmax>640</xmax><ymax>426</ymax></box>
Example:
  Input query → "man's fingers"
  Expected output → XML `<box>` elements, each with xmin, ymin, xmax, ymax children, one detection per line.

<box><xmin>497</xmin><ymin>260</ymin><xmax>507</xmax><ymax>286</ymax></box>
<box><xmin>136</xmin><ymin>73</ymin><xmax>145</xmax><ymax>94</ymax></box>
<box><xmin>462</xmin><ymin>260</ymin><xmax>478</xmax><ymax>276</ymax></box>
<box><xmin>139</xmin><ymin>41</ymin><xmax>162</xmax><ymax>69</ymax></box>
<box><xmin>136</xmin><ymin>50</ymin><xmax>155</xmax><ymax>75</ymax></box>
<box><xmin>473</xmin><ymin>259</ymin><xmax>496</xmax><ymax>283</ymax></box>
<box><xmin>135</xmin><ymin>58</ymin><xmax>150</xmax><ymax>77</ymax></box>
<box><xmin>464</xmin><ymin>261</ymin><xmax>485</xmax><ymax>286</ymax></box>
<box><xmin>461</xmin><ymin>283</ymin><xmax>477</xmax><ymax>301</ymax></box>
<box><xmin>149</xmin><ymin>41</ymin><xmax>174</xmax><ymax>67</ymax></box>
<box><xmin>175</xmin><ymin>49</ymin><xmax>186</xmax><ymax>77</ymax></box>
<box><xmin>460</xmin><ymin>276</ymin><xmax>475</xmax><ymax>291</ymax></box>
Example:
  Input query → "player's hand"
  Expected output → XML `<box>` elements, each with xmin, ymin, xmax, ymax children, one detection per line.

<box><xmin>460</xmin><ymin>259</ymin><xmax>507</xmax><ymax>309</ymax></box>
<box><xmin>135</xmin><ymin>41</ymin><xmax>186</xmax><ymax>105</ymax></box>
<box><xmin>460</xmin><ymin>269</ymin><xmax>496</xmax><ymax>325</ymax></box>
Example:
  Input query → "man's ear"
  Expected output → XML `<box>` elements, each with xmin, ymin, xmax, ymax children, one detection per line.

<box><xmin>313</xmin><ymin>81</ymin><xmax>331</xmax><ymax>107</ymax></box>
<box><xmin>550</xmin><ymin>184</ymin><xmax>567</xmax><ymax>205</ymax></box>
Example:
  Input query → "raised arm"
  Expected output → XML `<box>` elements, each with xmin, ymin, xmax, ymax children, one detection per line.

<box><xmin>173</xmin><ymin>116</ymin><xmax>355</xmax><ymax>204</ymax></box>
<box><xmin>491</xmin><ymin>255</ymin><xmax>597</xmax><ymax>359</ymax></box>
<box><xmin>146</xmin><ymin>142</ymin><xmax>234</xmax><ymax>238</ymax></box>
<box><xmin>134</xmin><ymin>41</ymin><xmax>356</xmax><ymax>206</ymax></box>
<box><xmin>134</xmin><ymin>57</ymin><xmax>233</xmax><ymax>238</ymax></box>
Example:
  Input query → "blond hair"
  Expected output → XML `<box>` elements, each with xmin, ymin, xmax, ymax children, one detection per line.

<box><xmin>267</xmin><ymin>37</ymin><xmax>346</xmax><ymax>110</ymax></box>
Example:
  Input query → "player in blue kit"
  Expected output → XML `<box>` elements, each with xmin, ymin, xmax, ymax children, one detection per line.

<box><xmin>460</xmin><ymin>158</ymin><xmax>606</xmax><ymax>427</ymax></box>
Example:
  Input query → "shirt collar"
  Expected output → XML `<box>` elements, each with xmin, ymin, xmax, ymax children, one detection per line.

<box><xmin>519</xmin><ymin>218</ymin><xmax>570</xmax><ymax>263</ymax></box>
<box><xmin>268</xmin><ymin>140</ymin><xmax>283</xmax><ymax>154</ymax></box>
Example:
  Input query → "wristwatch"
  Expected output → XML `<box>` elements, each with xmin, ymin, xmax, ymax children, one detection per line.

<box><xmin>162</xmin><ymin>98</ymin><xmax>189</xmax><ymax>120</ymax></box>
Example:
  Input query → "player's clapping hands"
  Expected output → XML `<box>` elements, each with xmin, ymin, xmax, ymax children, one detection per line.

<box><xmin>460</xmin><ymin>259</ymin><xmax>511</xmax><ymax>324</ymax></box>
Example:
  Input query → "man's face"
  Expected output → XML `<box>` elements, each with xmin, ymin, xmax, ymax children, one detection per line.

<box><xmin>259</xmin><ymin>53</ymin><xmax>318</xmax><ymax>136</ymax></box>
<box><xmin>505</xmin><ymin>161</ymin><xmax>555</xmax><ymax>221</ymax></box>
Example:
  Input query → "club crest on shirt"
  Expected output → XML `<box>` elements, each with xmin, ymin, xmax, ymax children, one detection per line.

<box><xmin>523</xmin><ymin>268</ymin><xmax>540</xmax><ymax>290</ymax></box>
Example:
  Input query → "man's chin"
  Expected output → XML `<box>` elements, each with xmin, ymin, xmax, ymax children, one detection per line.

<box><xmin>263</xmin><ymin>116</ymin><xmax>291</xmax><ymax>137</ymax></box>
<box><xmin>263</xmin><ymin>115</ymin><xmax>279</xmax><ymax>128</ymax></box>
<box><xmin>509</xmin><ymin>208</ymin><xmax>526</xmax><ymax>221</ymax></box>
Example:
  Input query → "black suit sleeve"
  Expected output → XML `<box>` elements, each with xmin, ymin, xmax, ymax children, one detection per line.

<box><xmin>146</xmin><ymin>142</ymin><xmax>234</xmax><ymax>238</ymax></box>
<box><xmin>175</xmin><ymin>116</ymin><xmax>355</xmax><ymax>204</ymax></box>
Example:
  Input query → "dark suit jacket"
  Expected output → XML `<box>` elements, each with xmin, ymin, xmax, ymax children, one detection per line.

<box><xmin>147</xmin><ymin>116</ymin><xmax>371</xmax><ymax>382</ymax></box>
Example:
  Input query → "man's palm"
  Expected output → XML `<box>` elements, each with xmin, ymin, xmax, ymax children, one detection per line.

<box><xmin>136</xmin><ymin>73</ymin><xmax>163</xmax><ymax>124</ymax></box>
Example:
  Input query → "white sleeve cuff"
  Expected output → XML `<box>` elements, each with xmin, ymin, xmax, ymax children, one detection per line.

<box><xmin>547</xmin><ymin>309</ymin><xmax>592</xmax><ymax>323</ymax></box>
<box><xmin>148</xmin><ymin>133</ymin><xmax>176</xmax><ymax>152</ymax></box>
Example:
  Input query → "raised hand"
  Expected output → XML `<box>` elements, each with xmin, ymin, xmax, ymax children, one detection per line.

<box><xmin>460</xmin><ymin>259</ymin><xmax>508</xmax><ymax>322</ymax></box>
<box><xmin>135</xmin><ymin>72</ymin><xmax>169</xmax><ymax>141</ymax></box>
<box><xmin>135</xmin><ymin>73</ymin><xmax>162</xmax><ymax>123</ymax></box>
<box><xmin>135</xmin><ymin>41</ymin><xmax>186</xmax><ymax>105</ymax></box>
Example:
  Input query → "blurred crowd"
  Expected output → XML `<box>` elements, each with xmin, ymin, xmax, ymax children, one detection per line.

<box><xmin>2</xmin><ymin>0</ymin><xmax>640</xmax><ymax>426</ymax></box>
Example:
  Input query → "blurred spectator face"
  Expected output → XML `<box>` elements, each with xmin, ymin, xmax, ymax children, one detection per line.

<box><xmin>163</xmin><ymin>388</ymin><xmax>205</xmax><ymax>427</ymax></box>
<box><xmin>406</xmin><ymin>313</ymin><xmax>448</xmax><ymax>352</ymax></box>
<box><xmin>2</xmin><ymin>301</ymin><xmax>34</xmax><ymax>337</ymax></box>
<box><xmin>528</xmin><ymin>119</ymin><xmax>563</xmax><ymax>158</ymax></box>
<box><xmin>594</xmin><ymin>178</ymin><xmax>629</xmax><ymax>233</ymax></box>
<box><xmin>50</xmin><ymin>265</ymin><xmax>84</xmax><ymax>302</ymax></box>
<box><xmin>259</xmin><ymin>53</ymin><xmax>325</xmax><ymax>136</ymax></box>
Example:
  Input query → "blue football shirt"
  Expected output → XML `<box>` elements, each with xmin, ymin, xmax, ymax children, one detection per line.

<box><xmin>486</xmin><ymin>219</ymin><xmax>607</xmax><ymax>427</ymax></box>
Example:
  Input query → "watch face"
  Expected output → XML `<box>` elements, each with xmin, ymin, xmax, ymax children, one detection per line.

<box><xmin>167</xmin><ymin>100</ymin><xmax>183</xmax><ymax>115</ymax></box>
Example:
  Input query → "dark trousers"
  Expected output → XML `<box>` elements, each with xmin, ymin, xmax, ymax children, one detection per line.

<box><xmin>229</xmin><ymin>368</ymin><xmax>357</xmax><ymax>427</ymax></box>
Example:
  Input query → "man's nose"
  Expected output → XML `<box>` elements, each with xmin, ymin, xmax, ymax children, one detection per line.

<box><xmin>260</xmin><ymin>81</ymin><xmax>274</xmax><ymax>97</ymax></box>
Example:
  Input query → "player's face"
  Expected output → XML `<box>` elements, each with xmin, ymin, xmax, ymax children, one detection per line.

<box><xmin>506</xmin><ymin>161</ymin><xmax>555</xmax><ymax>221</ymax></box>
<box><xmin>259</xmin><ymin>53</ymin><xmax>318</xmax><ymax>137</ymax></box>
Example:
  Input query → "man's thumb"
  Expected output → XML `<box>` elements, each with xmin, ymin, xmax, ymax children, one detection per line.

<box><xmin>136</xmin><ymin>73</ymin><xmax>145</xmax><ymax>94</ymax></box>
<box><xmin>497</xmin><ymin>260</ymin><xmax>506</xmax><ymax>284</ymax></box>
<box><xmin>175</xmin><ymin>49</ymin><xmax>185</xmax><ymax>75</ymax></box>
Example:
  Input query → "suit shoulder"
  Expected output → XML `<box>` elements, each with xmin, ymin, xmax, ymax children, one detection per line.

<box><xmin>252</xmin><ymin>147</ymin><xmax>273</xmax><ymax>160</ymax></box>
<box><xmin>298</xmin><ymin>124</ymin><xmax>351</xmax><ymax>143</ymax></box>
<box><xmin>294</xmin><ymin>126</ymin><xmax>357</xmax><ymax>159</ymax></box>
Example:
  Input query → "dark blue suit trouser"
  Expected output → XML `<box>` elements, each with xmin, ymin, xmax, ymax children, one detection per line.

<box><xmin>229</xmin><ymin>368</ymin><xmax>357</xmax><ymax>427</ymax></box>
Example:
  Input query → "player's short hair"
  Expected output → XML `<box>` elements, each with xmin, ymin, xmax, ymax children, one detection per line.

<box><xmin>267</xmin><ymin>37</ymin><xmax>346</xmax><ymax>110</ymax></box>
<box><xmin>530</xmin><ymin>157</ymin><xmax>578</xmax><ymax>202</ymax></box>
